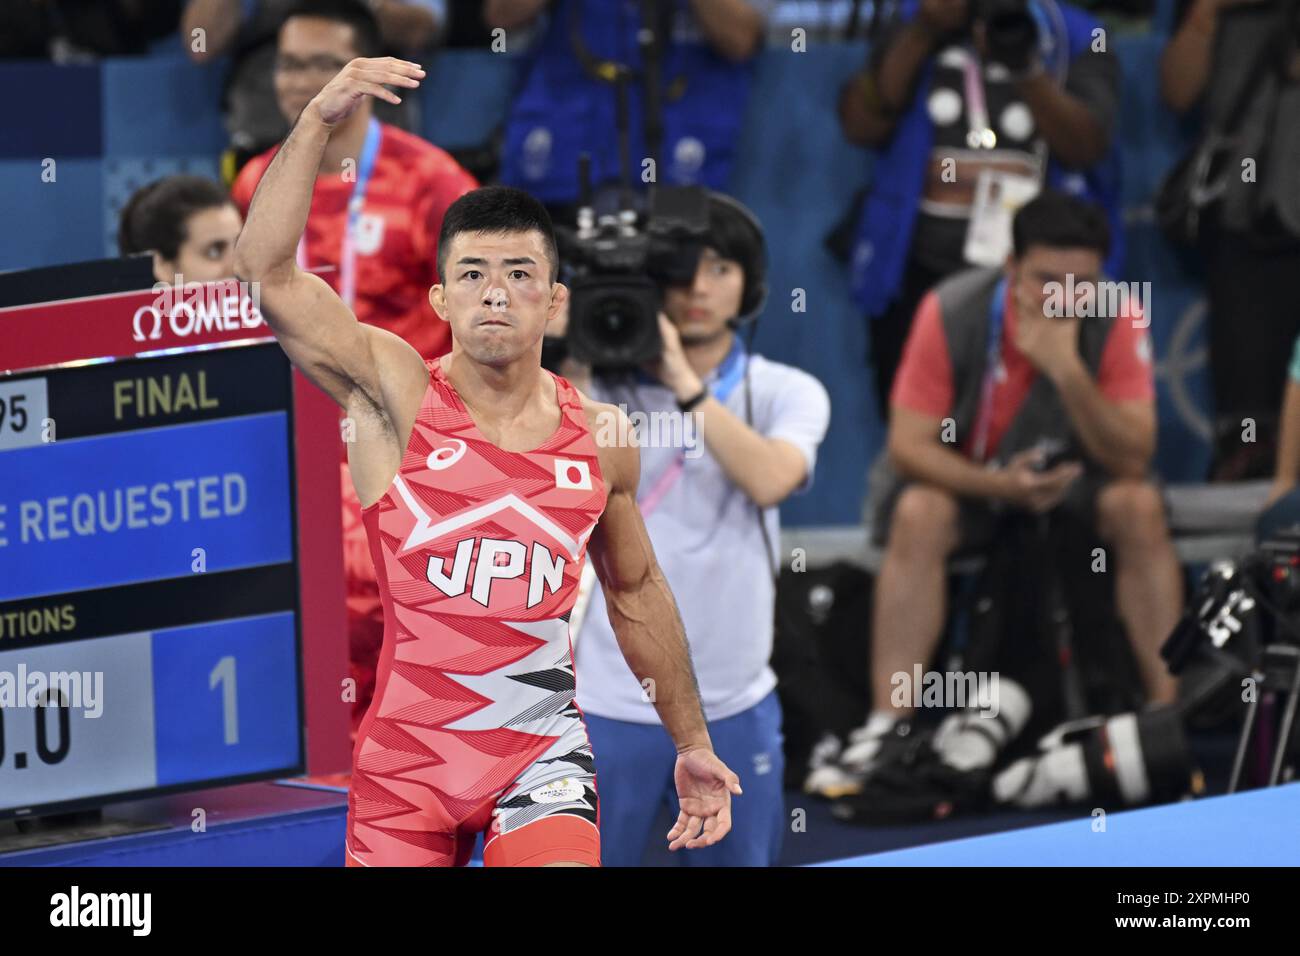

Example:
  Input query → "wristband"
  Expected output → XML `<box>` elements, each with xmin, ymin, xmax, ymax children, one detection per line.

<box><xmin>676</xmin><ymin>388</ymin><xmax>709</xmax><ymax>412</ymax></box>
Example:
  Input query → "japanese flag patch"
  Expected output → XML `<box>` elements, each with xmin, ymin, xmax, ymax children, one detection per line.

<box><xmin>555</xmin><ymin>458</ymin><xmax>593</xmax><ymax>490</ymax></box>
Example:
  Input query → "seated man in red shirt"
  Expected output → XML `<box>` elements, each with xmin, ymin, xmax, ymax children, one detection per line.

<box><xmin>230</xmin><ymin>0</ymin><xmax>477</xmax><ymax>737</ymax></box>
<box><xmin>817</xmin><ymin>191</ymin><xmax>1183</xmax><ymax>794</ymax></box>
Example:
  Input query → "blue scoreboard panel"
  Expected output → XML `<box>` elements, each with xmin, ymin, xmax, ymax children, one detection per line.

<box><xmin>0</xmin><ymin>263</ymin><xmax>306</xmax><ymax>819</ymax></box>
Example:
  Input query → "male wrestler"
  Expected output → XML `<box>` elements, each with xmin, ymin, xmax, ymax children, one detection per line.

<box><xmin>234</xmin><ymin>56</ymin><xmax>741</xmax><ymax>867</ymax></box>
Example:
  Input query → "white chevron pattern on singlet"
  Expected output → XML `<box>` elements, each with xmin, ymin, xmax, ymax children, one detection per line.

<box><xmin>392</xmin><ymin>479</ymin><xmax>596</xmax><ymax>559</ymax></box>
<box><xmin>440</xmin><ymin>617</ymin><xmax>576</xmax><ymax>734</ymax></box>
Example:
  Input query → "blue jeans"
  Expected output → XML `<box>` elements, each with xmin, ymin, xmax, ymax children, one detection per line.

<box><xmin>584</xmin><ymin>690</ymin><xmax>786</xmax><ymax>867</ymax></box>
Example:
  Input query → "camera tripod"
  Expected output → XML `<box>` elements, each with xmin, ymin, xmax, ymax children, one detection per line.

<box><xmin>1227</xmin><ymin>642</ymin><xmax>1300</xmax><ymax>793</ymax></box>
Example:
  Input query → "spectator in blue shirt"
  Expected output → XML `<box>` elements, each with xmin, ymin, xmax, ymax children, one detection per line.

<box><xmin>488</xmin><ymin>0</ymin><xmax>773</xmax><ymax>223</ymax></box>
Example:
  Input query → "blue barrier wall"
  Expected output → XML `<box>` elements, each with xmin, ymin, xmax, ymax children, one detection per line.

<box><xmin>0</xmin><ymin>37</ymin><xmax>1209</xmax><ymax>524</ymax></box>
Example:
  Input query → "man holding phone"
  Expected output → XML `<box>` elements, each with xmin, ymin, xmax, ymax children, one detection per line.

<box><xmin>809</xmin><ymin>191</ymin><xmax>1183</xmax><ymax>797</ymax></box>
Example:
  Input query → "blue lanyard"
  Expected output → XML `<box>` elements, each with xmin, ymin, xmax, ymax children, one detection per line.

<box><xmin>340</xmin><ymin>118</ymin><xmax>383</xmax><ymax>307</ymax></box>
<box><xmin>709</xmin><ymin>335</ymin><xmax>748</xmax><ymax>404</ymax></box>
<box><xmin>633</xmin><ymin>335</ymin><xmax>749</xmax><ymax>513</ymax></box>
<box><xmin>971</xmin><ymin>277</ymin><xmax>1007</xmax><ymax>463</ymax></box>
<box><xmin>348</xmin><ymin>118</ymin><xmax>382</xmax><ymax>228</ymax></box>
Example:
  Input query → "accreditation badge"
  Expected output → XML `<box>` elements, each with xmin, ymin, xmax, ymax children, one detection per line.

<box><xmin>963</xmin><ymin>169</ymin><xmax>1040</xmax><ymax>267</ymax></box>
<box><xmin>354</xmin><ymin>212</ymin><xmax>386</xmax><ymax>255</ymax></box>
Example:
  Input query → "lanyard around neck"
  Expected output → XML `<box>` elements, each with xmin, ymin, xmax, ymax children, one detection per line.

<box><xmin>961</xmin><ymin>50</ymin><xmax>997</xmax><ymax>150</ymax></box>
<box><xmin>971</xmin><ymin>276</ymin><xmax>1008</xmax><ymax>464</ymax></box>
<box><xmin>636</xmin><ymin>336</ymin><xmax>749</xmax><ymax>516</ymax></box>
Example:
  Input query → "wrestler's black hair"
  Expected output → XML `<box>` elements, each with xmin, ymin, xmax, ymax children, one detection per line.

<box><xmin>1012</xmin><ymin>190</ymin><xmax>1111</xmax><ymax>260</ymax></box>
<box><xmin>117</xmin><ymin>175</ymin><xmax>236</xmax><ymax>260</ymax></box>
<box><xmin>436</xmin><ymin>185</ymin><xmax>560</xmax><ymax>284</ymax></box>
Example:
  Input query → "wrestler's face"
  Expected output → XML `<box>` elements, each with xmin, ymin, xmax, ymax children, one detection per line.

<box><xmin>430</xmin><ymin>230</ymin><xmax>566</xmax><ymax>367</ymax></box>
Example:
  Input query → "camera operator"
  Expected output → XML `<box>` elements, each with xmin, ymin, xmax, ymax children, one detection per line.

<box><xmin>809</xmin><ymin>192</ymin><xmax>1182</xmax><ymax>797</ymax></box>
<box><xmin>839</xmin><ymin>0</ymin><xmax>1122</xmax><ymax>420</ymax></box>
<box><xmin>552</xmin><ymin>193</ymin><xmax>830</xmax><ymax>866</ymax></box>
<box><xmin>1160</xmin><ymin>0</ymin><xmax>1300</xmax><ymax>480</ymax></box>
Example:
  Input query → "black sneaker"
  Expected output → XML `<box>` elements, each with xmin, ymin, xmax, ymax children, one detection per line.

<box><xmin>830</xmin><ymin>726</ymin><xmax>992</xmax><ymax>825</ymax></box>
<box><xmin>804</xmin><ymin>717</ymin><xmax>915</xmax><ymax>798</ymax></box>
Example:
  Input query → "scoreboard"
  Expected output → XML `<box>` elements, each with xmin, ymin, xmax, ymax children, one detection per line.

<box><xmin>0</xmin><ymin>258</ymin><xmax>348</xmax><ymax>821</ymax></box>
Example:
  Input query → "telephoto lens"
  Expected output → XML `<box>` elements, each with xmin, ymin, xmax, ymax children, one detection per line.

<box><xmin>931</xmin><ymin>678</ymin><xmax>1034</xmax><ymax>771</ymax></box>
<box><xmin>992</xmin><ymin>706</ymin><xmax>1199</xmax><ymax>808</ymax></box>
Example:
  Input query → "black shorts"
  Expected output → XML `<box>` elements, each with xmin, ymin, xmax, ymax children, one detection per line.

<box><xmin>870</xmin><ymin>473</ymin><xmax>1112</xmax><ymax>556</ymax></box>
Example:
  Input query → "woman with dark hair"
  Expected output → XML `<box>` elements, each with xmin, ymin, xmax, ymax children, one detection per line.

<box><xmin>118</xmin><ymin>175</ymin><xmax>243</xmax><ymax>284</ymax></box>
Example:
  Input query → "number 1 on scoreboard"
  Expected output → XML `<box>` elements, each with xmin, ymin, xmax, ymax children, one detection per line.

<box><xmin>209</xmin><ymin>655</ymin><xmax>239</xmax><ymax>746</ymax></box>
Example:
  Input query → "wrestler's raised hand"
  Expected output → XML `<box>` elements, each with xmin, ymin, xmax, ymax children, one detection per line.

<box><xmin>309</xmin><ymin>56</ymin><xmax>425</xmax><ymax>128</ymax></box>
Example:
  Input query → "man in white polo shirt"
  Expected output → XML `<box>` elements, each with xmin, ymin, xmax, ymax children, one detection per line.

<box><xmin>559</xmin><ymin>193</ymin><xmax>831</xmax><ymax>866</ymax></box>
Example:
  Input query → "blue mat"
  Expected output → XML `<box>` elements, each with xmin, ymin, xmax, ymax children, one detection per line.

<box><xmin>816</xmin><ymin>783</ymin><xmax>1300</xmax><ymax>866</ymax></box>
<box><xmin>1</xmin><ymin>781</ymin><xmax>347</xmax><ymax>867</ymax></box>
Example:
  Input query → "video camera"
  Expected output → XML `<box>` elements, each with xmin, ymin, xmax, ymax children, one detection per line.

<box><xmin>551</xmin><ymin>1</ymin><xmax>770</xmax><ymax>370</ymax></box>
<box><xmin>556</xmin><ymin>181</ymin><xmax>715</xmax><ymax>370</ymax></box>
<box><xmin>1162</xmin><ymin>530</ymin><xmax>1300</xmax><ymax>674</ymax></box>
<box><xmin>1161</xmin><ymin>526</ymin><xmax>1300</xmax><ymax>790</ymax></box>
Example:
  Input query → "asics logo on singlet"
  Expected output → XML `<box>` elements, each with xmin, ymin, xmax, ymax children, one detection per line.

<box><xmin>427</xmin><ymin>536</ymin><xmax>566</xmax><ymax>608</ymax></box>
<box><xmin>426</xmin><ymin>439</ymin><xmax>467</xmax><ymax>470</ymax></box>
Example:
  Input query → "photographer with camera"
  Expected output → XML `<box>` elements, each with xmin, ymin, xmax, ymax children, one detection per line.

<box><xmin>839</xmin><ymin>0</ymin><xmax>1121</xmax><ymax>421</ymax></box>
<box><xmin>549</xmin><ymin>192</ymin><xmax>830</xmax><ymax>866</ymax></box>
<box><xmin>809</xmin><ymin>192</ymin><xmax>1183</xmax><ymax>798</ymax></box>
